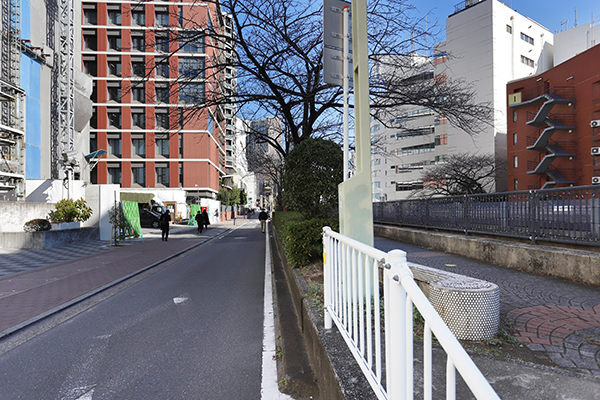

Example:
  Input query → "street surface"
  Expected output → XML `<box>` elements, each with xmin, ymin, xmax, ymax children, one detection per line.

<box><xmin>0</xmin><ymin>222</ymin><xmax>267</xmax><ymax>399</ymax></box>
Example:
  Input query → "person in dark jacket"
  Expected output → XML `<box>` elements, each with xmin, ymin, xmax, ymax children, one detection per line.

<box><xmin>258</xmin><ymin>209</ymin><xmax>268</xmax><ymax>233</ymax></box>
<box><xmin>160</xmin><ymin>210</ymin><xmax>171</xmax><ymax>241</ymax></box>
<box><xmin>202</xmin><ymin>209</ymin><xmax>210</xmax><ymax>229</ymax></box>
<box><xmin>194</xmin><ymin>211</ymin><xmax>203</xmax><ymax>234</ymax></box>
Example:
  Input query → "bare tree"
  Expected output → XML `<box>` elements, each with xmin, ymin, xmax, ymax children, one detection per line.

<box><xmin>127</xmin><ymin>0</ymin><xmax>492</xmax><ymax>158</ymax></box>
<box><xmin>411</xmin><ymin>153</ymin><xmax>502</xmax><ymax>197</ymax></box>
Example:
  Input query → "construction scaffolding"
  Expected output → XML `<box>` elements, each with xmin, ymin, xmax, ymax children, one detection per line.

<box><xmin>0</xmin><ymin>0</ymin><xmax>26</xmax><ymax>199</ymax></box>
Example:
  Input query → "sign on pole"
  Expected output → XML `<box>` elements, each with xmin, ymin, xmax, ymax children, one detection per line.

<box><xmin>323</xmin><ymin>0</ymin><xmax>353</xmax><ymax>87</ymax></box>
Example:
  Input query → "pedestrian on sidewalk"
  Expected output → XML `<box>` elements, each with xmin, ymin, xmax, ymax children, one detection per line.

<box><xmin>258</xmin><ymin>209</ymin><xmax>268</xmax><ymax>233</ymax></box>
<box><xmin>160</xmin><ymin>210</ymin><xmax>171</xmax><ymax>241</ymax></box>
<box><xmin>194</xmin><ymin>211</ymin><xmax>203</xmax><ymax>234</ymax></box>
<box><xmin>202</xmin><ymin>209</ymin><xmax>210</xmax><ymax>229</ymax></box>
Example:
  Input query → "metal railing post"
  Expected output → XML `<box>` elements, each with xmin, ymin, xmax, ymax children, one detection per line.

<box><xmin>384</xmin><ymin>249</ymin><xmax>410</xmax><ymax>400</ymax></box>
<box><xmin>323</xmin><ymin>227</ymin><xmax>333</xmax><ymax>329</ymax></box>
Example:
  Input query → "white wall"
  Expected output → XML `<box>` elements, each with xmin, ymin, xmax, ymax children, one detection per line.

<box><xmin>26</xmin><ymin>179</ymin><xmax>87</xmax><ymax>203</ymax></box>
<box><xmin>85</xmin><ymin>184</ymin><xmax>120</xmax><ymax>240</ymax></box>
<box><xmin>440</xmin><ymin>0</ymin><xmax>553</xmax><ymax>189</ymax></box>
<box><xmin>554</xmin><ymin>22</ymin><xmax>600</xmax><ymax>65</ymax></box>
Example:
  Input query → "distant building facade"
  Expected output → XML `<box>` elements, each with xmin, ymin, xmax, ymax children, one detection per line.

<box><xmin>507</xmin><ymin>44</ymin><xmax>600</xmax><ymax>190</ymax></box>
<box><xmin>83</xmin><ymin>0</ymin><xmax>234</xmax><ymax>202</ymax></box>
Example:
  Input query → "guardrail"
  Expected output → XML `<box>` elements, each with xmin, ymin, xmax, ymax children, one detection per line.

<box><xmin>373</xmin><ymin>186</ymin><xmax>600</xmax><ymax>246</ymax></box>
<box><xmin>322</xmin><ymin>227</ymin><xmax>499</xmax><ymax>400</ymax></box>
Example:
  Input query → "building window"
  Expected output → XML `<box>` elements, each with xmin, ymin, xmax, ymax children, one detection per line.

<box><xmin>131</xmin><ymin>9</ymin><xmax>145</xmax><ymax>26</ymax></box>
<box><xmin>132</xmin><ymin>109</ymin><xmax>145</xmax><ymax>129</ymax></box>
<box><xmin>155</xmin><ymin>33</ymin><xmax>170</xmax><ymax>53</ymax></box>
<box><xmin>107</xmin><ymin>108</ymin><xmax>121</xmax><ymax>128</ymax></box>
<box><xmin>178</xmin><ymin>57</ymin><xmax>205</xmax><ymax>78</ymax></box>
<box><xmin>83</xmin><ymin>30</ymin><xmax>97</xmax><ymax>51</ymax></box>
<box><xmin>373</xmin><ymin>181</ymin><xmax>381</xmax><ymax>189</ymax></box>
<box><xmin>107</xmin><ymin>82</ymin><xmax>121</xmax><ymax>103</ymax></box>
<box><xmin>83</xmin><ymin>56</ymin><xmax>97</xmax><ymax>76</ymax></box>
<box><xmin>179</xmin><ymin>132</ymin><xmax>183</xmax><ymax>157</ymax></box>
<box><xmin>156</xmin><ymin>61</ymin><xmax>170</xmax><ymax>78</ymax></box>
<box><xmin>156</xmin><ymin>163</ymin><xmax>170</xmax><ymax>186</ymax></box>
<box><xmin>155</xmin><ymin>83</ymin><xmax>170</xmax><ymax>103</ymax></box>
<box><xmin>107</xmin><ymin>5</ymin><xmax>121</xmax><ymax>25</ymax></box>
<box><xmin>107</xmin><ymin>56</ymin><xmax>121</xmax><ymax>76</ymax></box>
<box><xmin>107</xmin><ymin>30</ymin><xmax>121</xmax><ymax>51</ymax></box>
<box><xmin>132</xmin><ymin>164</ymin><xmax>145</xmax><ymax>186</ymax></box>
<box><xmin>131</xmin><ymin>57</ymin><xmax>145</xmax><ymax>77</ymax></box>
<box><xmin>520</xmin><ymin>32</ymin><xmax>534</xmax><ymax>45</ymax></box>
<box><xmin>155</xmin><ymin>134</ymin><xmax>170</xmax><ymax>157</ymax></box>
<box><xmin>514</xmin><ymin>179</ymin><xmax>519</xmax><ymax>191</ymax></box>
<box><xmin>513</xmin><ymin>110</ymin><xmax>517</xmax><ymax>122</ymax></box>
<box><xmin>83</xmin><ymin>3</ymin><xmax>97</xmax><ymax>24</ymax></box>
<box><xmin>131</xmin><ymin>31</ymin><xmax>145</xmax><ymax>51</ymax></box>
<box><xmin>513</xmin><ymin>133</ymin><xmax>517</xmax><ymax>145</ymax></box>
<box><xmin>131</xmin><ymin>83</ymin><xmax>145</xmax><ymax>102</ymax></box>
<box><xmin>513</xmin><ymin>156</ymin><xmax>518</xmax><ymax>168</ymax></box>
<box><xmin>178</xmin><ymin>82</ymin><xmax>205</xmax><ymax>104</ymax></box>
<box><xmin>107</xmin><ymin>164</ymin><xmax>121</xmax><ymax>184</ymax></box>
<box><xmin>155</xmin><ymin>109</ymin><xmax>170</xmax><ymax>129</ymax></box>
<box><xmin>155</xmin><ymin>7</ymin><xmax>170</xmax><ymax>27</ymax></box>
<box><xmin>506</xmin><ymin>24</ymin><xmax>512</xmax><ymax>34</ymax></box>
<box><xmin>132</xmin><ymin>135</ymin><xmax>145</xmax><ymax>157</ymax></box>
<box><xmin>521</xmin><ymin>55</ymin><xmax>534</xmax><ymax>68</ymax></box>
<box><xmin>107</xmin><ymin>134</ymin><xmax>121</xmax><ymax>157</ymax></box>
<box><xmin>179</xmin><ymin>31</ymin><xmax>205</xmax><ymax>53</ymax></box>
<box><xmin>179</xmin><ymin>162</ymin><xmax>183</xmax><ymax>186</ymax></box>
<box><xmin>434</xmin><ymin>134</ymin><xmax>448</xmax><ymax>146</ymax></box>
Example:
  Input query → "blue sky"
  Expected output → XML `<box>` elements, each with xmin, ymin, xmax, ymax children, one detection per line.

<box><xmin>413</xmin><ymin>0</ymin><xmax>599</xmax><ymax>38</ymax></box>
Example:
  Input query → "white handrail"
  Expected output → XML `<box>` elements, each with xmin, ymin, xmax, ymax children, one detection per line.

<box><xmin>323</xmin><ymin>227</ymin><xmax>500</xmax><ymax>400</ymax></box>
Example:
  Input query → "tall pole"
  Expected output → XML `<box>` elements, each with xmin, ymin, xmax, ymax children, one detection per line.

<box><xmin>343</xmin><ymin>5</ymin><xmax>350</xmax><ymax>181</ymax></box>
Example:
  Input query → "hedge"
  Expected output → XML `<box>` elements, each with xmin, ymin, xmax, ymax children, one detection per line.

<box><xmin>272</xmin><ymin>211</ymin><xmax>339</xmax><ymax>268</ymax></box>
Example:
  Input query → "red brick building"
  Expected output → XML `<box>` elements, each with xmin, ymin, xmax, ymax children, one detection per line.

<box><xmin>82</xmin><ymin>0</ymin><xmax>233</xmax><ymax>199</ymax></box>
<box><xmin>507</xmin><ymin>44</ymin><xmax>600</xmax><ymax>190</ymax></box>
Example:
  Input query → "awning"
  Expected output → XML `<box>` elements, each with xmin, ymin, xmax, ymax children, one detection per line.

<box><xmin>120</xmin><ymin>192</ymin><xmax>155</xmax><ymax>203</ymax></box>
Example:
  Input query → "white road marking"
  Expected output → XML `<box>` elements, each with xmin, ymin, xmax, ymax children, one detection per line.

<box><xmin>57</xmin><ymin>335</ymin><xmax>109</xmax><ymax>400</ymax></box>
<box><xmin>261</xmin><ymin>224</ymin><xmax>294</xmax><ymax>400</ymax></box>
<box><xmin>173</xmin><ymin>296</ymin><xmax>189</xmax><ymax>305</ymax></box>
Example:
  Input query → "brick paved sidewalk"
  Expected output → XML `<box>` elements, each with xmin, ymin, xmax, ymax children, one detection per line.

<box><xmin>374</xmin><ymin>236</ymin><xmax>600</xmax><ymax>377</ymax></box>
<box><xmin>0</xmin><ymin>222</ymin><xmax>244</xmax><ymax>338</ymax></box>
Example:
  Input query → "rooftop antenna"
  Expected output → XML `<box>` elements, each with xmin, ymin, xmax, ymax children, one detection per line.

<box><xmin>574</xmin><ymin>8</ymin><xmax>577</xmax><ymax>27</ymax></box>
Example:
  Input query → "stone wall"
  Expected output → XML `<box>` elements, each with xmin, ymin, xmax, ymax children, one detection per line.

<box><xmin>375</xmin><ymin>224</ymin><xmax>600</xmax><ymax>287</ymax></box>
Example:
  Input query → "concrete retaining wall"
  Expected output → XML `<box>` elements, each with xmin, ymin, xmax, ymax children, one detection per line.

<box><xmin>0</xmin><ymin>201</ymin><xmax>56</xmax><ymax>233</ymax></box>
<box><xmin>375</xmin><ymin>224</ymin><xmax>600</xmax><ymax>287</ymax></box>
<box><xmin>0</xmin><ymin>227</ymin><xmax>99</xmax><ymax>249</ymax></box>
<box><xmin>272</xmin><ymin>229</ymin><xmax>377</xmax><ymax>400</ymax></box>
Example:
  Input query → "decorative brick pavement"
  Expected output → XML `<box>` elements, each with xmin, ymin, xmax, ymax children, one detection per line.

<box><xmin>506</xmin><ymin>305</ymin><xmax>600</xmax><ymax>374</ymax></box>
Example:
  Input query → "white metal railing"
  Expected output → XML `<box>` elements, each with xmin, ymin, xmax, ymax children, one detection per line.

<box><xmin>322</xmin><ymin>227</ymin><xmax>500</xmax><ymax>400</ymax></box>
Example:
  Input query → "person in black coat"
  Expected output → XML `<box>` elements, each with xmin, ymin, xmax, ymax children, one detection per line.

<box><xmin>160</xmin><ymin>210</ymin><xmax>171</xmax><ymax>241</ymax></box>
<box><xmin>201</xmin><ymin>209</ymin><xmax>210</xmax><ymax>229</ymax></box>
<box><xmin>194</xmin><ymin>211</ymin><xmax>203</xmax><ymax>234</ymax></box>
<box><xmin>258</xmin><ymin>209</ymin><xmax>268</xmax><ymax>233</ymax></box>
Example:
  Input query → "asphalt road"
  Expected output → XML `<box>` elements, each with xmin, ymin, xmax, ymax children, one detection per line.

<box><xmin>0</xmin><ymin>223</ymin><xmax>266</xmax><ymax>400</ymax></box>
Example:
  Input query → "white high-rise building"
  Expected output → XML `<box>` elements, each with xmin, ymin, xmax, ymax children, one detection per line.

<box><xmin>436</xmin><ymin>0</ymin><xmax>554</xmax><ymax>191</ymax></box>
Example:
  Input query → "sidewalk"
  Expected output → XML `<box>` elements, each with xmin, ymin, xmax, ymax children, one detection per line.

<box><xmin>0</xmin><ymin>221</ymin><xmax>239</xmax><ymax>339</ymax></box>
<box><xmin>374</xmin><ymin>236</ymin><xmax>600</xmax><ymax>397</ymax></box>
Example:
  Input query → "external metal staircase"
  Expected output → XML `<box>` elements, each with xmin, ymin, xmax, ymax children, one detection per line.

<box><xmin>512</xmin><ymin>86</ymin><xmax>576</xmax><ymax>189</ymax></box>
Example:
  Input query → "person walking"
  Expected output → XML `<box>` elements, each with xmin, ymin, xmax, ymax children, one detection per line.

<box><xmin>160</xmin><ymin>210</ymin><xmax>171</xmax><ymax>241</ymax></box>
<box><xmin>202</xmin><ymin>209</ymin><xmax>210</xmax><ymax>229</ymax></box>
<box><xmin>258</xmin><ymin>209</ymin><xmax>268</xmax><ymax>233</ymax></box>
<box><xmin>194</xmin><ymin>211</ymin><xmax>203</xmax><ymax>234</ymax></box>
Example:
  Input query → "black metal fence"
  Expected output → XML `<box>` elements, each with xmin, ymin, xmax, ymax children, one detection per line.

<box><xmin>372</xmin><ymin>186</ymin><xmax>600</xmax><ymax>246</ymax></box>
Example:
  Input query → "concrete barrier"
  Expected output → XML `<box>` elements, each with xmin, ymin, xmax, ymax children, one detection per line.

<box><xmin>0</xmin><ymin>227</ymin><xmax>99</xmax><ymax>249</ymax></box>
<box><xmin>375</xmin><ymin>224</ymin><xmax>600</xmax><ymax>287</ymax></box>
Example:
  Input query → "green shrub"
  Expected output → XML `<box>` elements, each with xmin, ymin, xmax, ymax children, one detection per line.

<box><xmin>49</xmin><ymin>198</ymin><xmax>93</xmax><ymax>223</ymax></box>
<box><xmin>23</xmin><ymin>218</ymin><xmax>51</xmax><ymax>232</ymax></box>
<box><xmin>272</xmin><ymin>211</ymin><xmax>338</xmax><ymax>267</ymax></box>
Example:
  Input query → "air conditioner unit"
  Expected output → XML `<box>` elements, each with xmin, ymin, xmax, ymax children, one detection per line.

<box><xmin>591</xmin><ymin>120</ymin><xmax>600</xmax><ymax>128</ymax></box>
<box><xmin>593</xmin><ymin>177</ymin><xmax>600</xmax><ymax>185</ymax></box>
<box><xmin>592</xmin><ymin>147</ymin><xmax>600</xmax><ymax>155</ymax></box>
